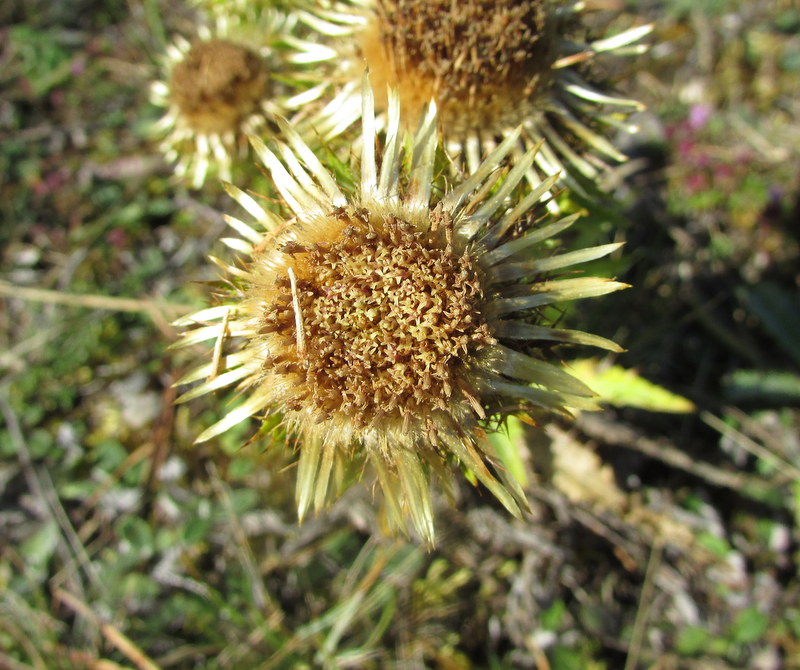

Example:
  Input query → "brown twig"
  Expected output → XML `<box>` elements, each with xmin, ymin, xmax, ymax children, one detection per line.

<box><xmin>576</xmin><ymin>413</ymin><xmax>775</xmax><ymax>501</ymax></box>
<box><xmin>0</xmin><ymin>280</ymin><xmax>195</xmax><ymax>337</ymax></box>
<box><xmin>53</xmin><ymin>589</ymin><xmax>161</xmax><ymax>670</ymax></box>
<box><xmin>142</xmin><ymin>380</ymin><xmax>178</xmax><ymax>502</ymax></box>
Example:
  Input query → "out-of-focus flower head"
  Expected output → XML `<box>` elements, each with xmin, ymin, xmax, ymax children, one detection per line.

<box><xmin>294</xmin><ymin>0</ymin><xmax>652</xmax><ymax>198</ymax></box>
<box><xmin>150</xmin><ymin>4</ymin><xmax>342</xmax><ymax>188</ymax></box>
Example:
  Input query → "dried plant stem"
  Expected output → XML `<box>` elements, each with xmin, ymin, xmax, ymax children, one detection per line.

<box><xmin>576</xmin><ymin>414</ymin><xmax>774</xmax><ymax>500</ymax></box>
<box><xmin>0</xmin><ymin>329</ymin><xmax>52</xmax><ymax>370</ymax></box>
<box><xmin>624</xmin><ymin>539</ymin><xmax>663</xmax><ymax>670</ymax></box>
<box><xmin>0</xmin><ymin>617</ymin><xmax>44</xmax><ymax>670</ymax></box>
<box><xmin>701</xmin><ymin>410</ymin><xmax>800</xmax><ymax>482</ymax></box>
<box><xmin>723</xmin><ymin>405</ymin><xmax>800</xmax><ymax>467</ymax></box>
<box><xmin>0</xmin><ymin>650</ymin><xmax>38</xmax><ymax>670</ymax></box>
<box><xmin>0</xmin><ymin>280</ymin><xmax>195</xmax><ymax>334</ymax></box>
<box><xmin>75</xmin><ymin>442</ymin><xmax>155</xmax><ymax>540</ymax></box>
<box><xmin>0</xmin><ymin>392</ymin><xmax>105</xmax><ymax>595</ymax></box>
<box><xmin>207</xmin><ymin>463</ymin><xmax>278</xmax><ymax>613</ymax></box>
<box><xmin>53</xmin><ymin>588</ymin><xmax>161</xmax><ymax>670</ymax></box>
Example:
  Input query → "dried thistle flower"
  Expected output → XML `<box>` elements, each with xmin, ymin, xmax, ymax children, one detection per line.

<box><xmin>149</xmin><ymin>7</ymin><xmax>339</xmax><ymax>188</ymax></box>
<box><xmin>296</xmin><ymin>0</ymin><xmax>651</xmax><ymax>195</ymax></box>
<box><xmin>174</xmin><ymin>77</ymin><xmax>627</xmax><ymax>545</ymax></box>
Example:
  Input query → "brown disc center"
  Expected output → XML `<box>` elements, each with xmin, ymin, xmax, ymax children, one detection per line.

<box><xmin>170</xmin><ymin>38</ymin><xmax>269</xmax><ymax>135</ymax></box>
<box><xmin>360</xmin><ymin>0</ymin><xmax>556</xmax><ymax>135</ymax></box>
<box><xmin>261</xmin><ymin>211</ymin><xmax>494</xmax><ymax>427</ymax></box>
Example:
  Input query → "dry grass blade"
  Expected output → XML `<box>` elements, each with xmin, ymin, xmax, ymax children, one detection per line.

<box><xmin>0</xmin><ymin>652</ymin><xmax>37</xmax><ymax>670</ymax></box>
<box><xmin>576</xmin><ymin>414</ymin><xmax>775</xmax><ymax>501</ymax></box>
<box><xmin>624</xmin><ymin>540</ymin><xmax>664</xmax><ymax>670</ymax></box>
<box><xmin>0</xmin><ymin>280</ymin><xmax>195</xmax><ymax>336</ymax></box>
<box><xmin>702</xmin><ymin>410</ymin><xmax>800</xmax><ymax>482</ymax></box>
<box><xmin>207</xmin><ymin>463</ymin><xmax>278</xmax><ymax>614</ymax></box>
<box><xmin>53</xmin><ymin>589</ymin><xmax>161</xmax><ymax>670</ymax></box>
<box><xmin>0</xmin><ymin>392</ymin><xmax>105</xmax><ymax>595</ymax></box>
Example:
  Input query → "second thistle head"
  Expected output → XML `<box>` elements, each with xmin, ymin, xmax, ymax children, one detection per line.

<box><xmin>297</xmin><ymin>0</ymin><xmax>652</xmax><ymax>196</ymax></box>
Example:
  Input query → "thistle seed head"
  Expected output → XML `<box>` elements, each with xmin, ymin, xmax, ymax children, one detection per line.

<box><xmin>175</xmin><ymin>79</ymin><xmax>629</xmax><ymax>545</ymax></box>
<box><xmin>149</xmin><ymin>6</ymin><xmax>341</xmax><ymax>188</ymax></box>
<box><xmin>297</xmin><ymin>0</ymin><xmax>652</xmax><ymax>197</ymax></box>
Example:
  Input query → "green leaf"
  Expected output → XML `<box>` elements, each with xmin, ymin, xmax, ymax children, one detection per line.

<box><xmin>793</xmin><ymin>480</ymin><xmax>800</xmax><ymax>529</ymax></box>
<box><xmin>228</xmin><ymin>456</ymin><xmax>255</xmax><ymax>480</ymax></box>
<box><xmin>697</xmin><ymin>531</ymin><xmax>732</xmax><ymax>558</ymax></box>
<box><xmin>229</xmin><ymin>488</ymin><xmax>259</xmax><ymax>515</ymax></box>
<box><xmin>20</xmin><ymin>520</ymin><xmax>59</xmax><ymax>570</ymax></box>
<box><xmin>723</xmin><ymin>369</ymin><xmax>800</xmax><ymax>405</ymax></box>
<box><xmin>28</xmin><ymin>428</ymin><xmax>55</xmax><ymax>459</ymax></box>
<box><xmin>92</xmin><ymin>439</ymin><xmax>128</xmax><ymax>473</ymax></box>
<box><xmin>59</xmin><ymin>480</ymin><xmax>98</xmax><ymax>500</ymax></box>
<box><xmin>568</xmin><ymin>359</ymin><xmax>696</xmax><ymax>413</ymax></box>
<box><xmin>548</xmin><ymin>645</ymin><xmax>603</xmax><ymax>670</ymax></box>
<box><xmin>486</xmin><ymin>415</ymin><xmax>529</xmax><ymax>487</ymax></box>
<box><xmin>115</xmin><ymin>516</ymin><xmax>155</xmax><ymax>560</ymax></box>
<box><xmin>730</xmin><ymin>608</ymin><xmax>769</xmax><ymax>644</ymax></box>
<box><xmin>9</xmin><ymin>25</ymin><xmax>73</xmax><ymax>96</ymax></box>
<box><xmin>541</xmin><ymin>599</ymin><xmax>567</xmax><ymax>631</ymax></box>
<box><xmin>676</xmin><ymin>626</ymin><xmax>711</xmax><ymax>655</ymax></box>
<box><xmin>183</xmin><ymin>517</ymin><xmax>212</xmax><ymax>545</ymax></box>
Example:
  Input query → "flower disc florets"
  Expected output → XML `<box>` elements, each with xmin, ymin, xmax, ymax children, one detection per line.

<box><xmin>170</xmin><ymin>39</ymin><xmax>269</xmax><ymax>136</ymax></box>
<box><xmin>258</xmin><ymin>208</ymin><xmax>494</xmax><ymax>431</ymax></box>
<box><xmin>362</xmin><ymin>0</ymin><xmax>555</xmax><ymax>136</ymax></box>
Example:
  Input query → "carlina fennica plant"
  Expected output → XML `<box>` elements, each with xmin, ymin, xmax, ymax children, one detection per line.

<box><xmin>149</xmin><ymin>4</ymin><xmax>347</xmax><ymax>189</ymax></box>
<box><xmin>294</xmin><ymin>0</ymin><xmax>652</xmax><ymax>197</ymax></box>
<box><xmin>173</xmin><ymin>76</ymin><xmax>628</xmax><ymax>546</ymax></box>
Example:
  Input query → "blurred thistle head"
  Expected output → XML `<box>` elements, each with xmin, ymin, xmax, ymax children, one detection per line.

<box><xmin>174</xmin><ymin>76</ymin><xmax>627</xmax><ymax>546</ymax></box>
<box><xmin>298</xmin><ymin>0</ymin><xmax>652</xmax><ymax>196</ymax></box>
<box><xmin>149</xmin><ymin>6</ymin><xmax>341</xmax><ymax>188</ymax></box>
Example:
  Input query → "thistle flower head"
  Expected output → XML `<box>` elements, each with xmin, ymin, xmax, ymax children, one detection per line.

<box><xmin>299</xmin><ymin>0</ymin><xmax>652</xmax><ymax>196</ymax></box>
<box><xmin>150</xmin><ymin>7</ymin><xmax>336</xmax><ymax>188</ymax></box>
<box><xmin>175</xmin><ymin>77</ymin><xmax>627</xmax><ymax>545</ymax></box>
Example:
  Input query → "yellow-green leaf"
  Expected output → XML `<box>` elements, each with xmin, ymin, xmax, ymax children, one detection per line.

<box><xmin>569</xmin><ymin>359</ymin><xmax>696</xmax><ymax>413</ymax></box>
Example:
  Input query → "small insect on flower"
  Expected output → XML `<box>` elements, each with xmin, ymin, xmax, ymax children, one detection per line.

<box><xmin>174</xmin><ymin>75</ymin><xmax>628</xmax><ymax>546</ymax></box>
<box><xmin>149</xmin><ymin>5</ymin><xmax>340</xmax><ymax>188</ymax></box>
<box><xmin>295</xmin><ymin>0</ymin><xmax>652</xmax><ymax>198</ymax></box>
